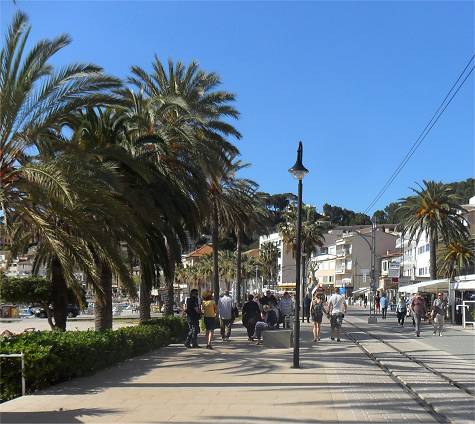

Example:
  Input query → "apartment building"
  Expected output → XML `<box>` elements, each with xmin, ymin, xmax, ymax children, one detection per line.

<box><xmin>396</xmin><ymin>232</ymin><xmax>431</xmax><ymax>281</ymax></box>
<box><xmin>310</xmin><ymin>225</ymin><xmax>398</xmax><ymax>295</ymax></box>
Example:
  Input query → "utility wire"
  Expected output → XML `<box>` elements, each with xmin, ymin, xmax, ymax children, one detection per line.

<box><xmin>364</xmin><ymin>55</ymin><xmax>475</xmax><ymax>215</ymax></box>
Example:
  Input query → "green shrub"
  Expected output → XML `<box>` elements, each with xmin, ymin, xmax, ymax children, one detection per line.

<box><xmin>0</xmin><ymin>321</ymin><xmax>173</xmax><ymax>402</ymax></box>
<box><xmin>142</xmin><ymin>316</ymin><xmax>187</xmax><ymax>343</ymax></box>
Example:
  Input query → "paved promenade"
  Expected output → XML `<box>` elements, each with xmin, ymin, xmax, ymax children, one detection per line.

<box><xmin>1</xmin><ymin>308</ymin><xmax>474</xmax><ymax>423</ymax></box>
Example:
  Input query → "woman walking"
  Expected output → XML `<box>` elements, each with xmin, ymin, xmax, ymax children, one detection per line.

<box><xmin>202</xmin><ymin>291</ymin><xmax>217</xmax><ymax>349</ymax></box>
<box><xmin>242</xmin><ymin>294</ymin><xmax>261</xmax><ymax>341</ymax></box>
<box><xmin>310</xmin><ymin>293</ymin><xmax>325</xmax><ymax>342</ymax></box>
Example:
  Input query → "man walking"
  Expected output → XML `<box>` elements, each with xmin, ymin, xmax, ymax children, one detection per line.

<box><xmin>328</xmin><ymin>287</ymin><xmax>347</xmax><ymax>342</ymax></box>
<box><xmin>410</xmin><ymin>293</ymin><xmax>426</xmax><ymax>337</ymax></box>
<box><xmin>218</xmin><ymin>290</ymin><xmax>234</xmax><ymax>341</ymax></box>
<box><xmin>380</xmin><ymin>293</ymin><xmax>388</xmax><ymax>319</ymax></box>
<box><xmin>432</xmin><ymin>292</ymin><xmax>447</xmax><ymax>336</ymax></box>
<box><xmin>184</xmin><ymin>289</ymin><xmax>201</xmax><ymax>348</ymax></box>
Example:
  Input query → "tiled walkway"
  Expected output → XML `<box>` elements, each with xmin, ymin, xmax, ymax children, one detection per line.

<box><xmin>1</xmin><ymin>308</ymin><xmax>473</xmax><ymax>423</ymax></box>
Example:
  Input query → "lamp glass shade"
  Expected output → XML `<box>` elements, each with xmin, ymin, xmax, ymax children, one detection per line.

<box><xmin>289</xmin><ymin>141</ymin><xmax>309</xmax><ymax>180</ymax></box>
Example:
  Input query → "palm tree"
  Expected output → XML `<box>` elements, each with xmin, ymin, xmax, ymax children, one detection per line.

<box><xmin>259</xmin><ymin>242</ymin><xmax>280</xmax><ymax>289</ymax></box>
<box><xmin>234</xmin><ymin>192</ymin><xmax>271</xmax><ymax>303</ymax></box>
<box><xmin>126</xmin><ymin>58</ymin><xmax>243</xmax><ymax>313</ymax></box>
<box><xmin>278</xmin><ymin>204</ymin><xmax>325</xmax><ymax>257</ymax></box>
<box><xmin>398</xmin><ymin>180</ymin><xmax>469</xmax><ymax>280</ymax></box>
<box><xmin>1</xmin><ymin>12</ymin><xmax>122</xmax><ymax>330</ymax></box>
<box><xmin>437</xmin><ymin>239</ymin><xmax>475</xmax><ymax>279</ymax></box>
<box><xmin>208</xmin><ymin>159</ymin><xmax>257</xmax><ymax>301</ymax></box>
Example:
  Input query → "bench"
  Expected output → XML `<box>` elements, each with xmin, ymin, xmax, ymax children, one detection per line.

<box><xmin>263</xmin><ymin>329</ymin><xmax>293</xmax><ymax>348</ymax></box>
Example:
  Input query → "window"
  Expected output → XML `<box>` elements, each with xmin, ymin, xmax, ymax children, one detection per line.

<box><xmin>383</xmin><ymin>262</ymin><xmax>387</xmax><ymax>271</ymax></box>
<box><xmin>418</xmin><ymin>268</ymin><xmax>424</xmax><ymax>276</ymax></box>
<box><xmin>323</xmin><ymin>276</ymin><xmax>328</xmax><ymax>283</ymax></box>
<box><xmin>329</xmin><ymin>276</ymin><xmax>334</xmax><ymax>283</ymax></box>
<box><xmin>320</xmin><ymin>247</ymin><xmax>328</xmax><ymax>254</ymax></box>
<box><xmin>425</xmin><ymin>244</ymin><xmax>430</xmax><ymax>252</ymax></box>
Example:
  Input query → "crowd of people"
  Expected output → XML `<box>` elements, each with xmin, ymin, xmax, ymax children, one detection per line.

<box><xmin>358</xmin><ymin>290</ymin><xmax>448</xmax><ymax>337</ymax></box>
<box><xmin>183</xmin><ymin>288</ymin><xmax>349</xmax><ymax>348</ymax></box>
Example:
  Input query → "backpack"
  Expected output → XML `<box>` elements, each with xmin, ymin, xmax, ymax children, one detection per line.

<box><xmin>267</xmin><ymin>310</ymin><xmax>278</xmax><ymax>327</ymax></box>
<box><xmin>311</xmin><ymin>302</ymin><xmax>324</xmax><ymax>320</ymax></box>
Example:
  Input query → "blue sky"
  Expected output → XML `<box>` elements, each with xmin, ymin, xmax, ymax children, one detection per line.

<box><xmin>1</xmin><ymin>0</ymin><xmax>474</xmax><ymax>213</ymax></box>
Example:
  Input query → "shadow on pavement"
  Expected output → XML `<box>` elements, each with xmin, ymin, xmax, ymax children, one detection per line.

<box><xmin>1</xmin><ymin>408</ymin><xmax>121</xmax><ymax>423</ymax></box>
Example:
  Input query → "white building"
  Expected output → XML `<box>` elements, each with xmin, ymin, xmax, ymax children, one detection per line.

<box><xmin>259</xmin><ymin>232</ymin><xmax>295</xmax><ymax>287</ymax></box>
<box><xmin>397</xmin><ymin>232</ymin><xmax>431</xmax><ymax>281</ymax></box>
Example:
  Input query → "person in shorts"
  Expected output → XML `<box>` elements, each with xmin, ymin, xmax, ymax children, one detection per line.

<box><xmin>328</xmin><ymin>287</ymin><xmax>347</xmax><ymax>342</ymax></box>
<box><xmin>202</xmin><ymin>291</ymin><xmax>217</xmax><ymax>349</ymax></box>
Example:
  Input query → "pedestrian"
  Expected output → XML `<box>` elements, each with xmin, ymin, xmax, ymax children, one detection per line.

<box><xmin>278</xmin><ymin>291</ymin><xmax>293</xmax><ymax>328</ymax></box>
<box><xmin>432</xmin><ymin>292</ymin><xmax>447</xmax><ymax>336</ymax></box>
<box><xmin>363</xmin><ymin>295</ymin><xmax>368</xmax><ymax>308</ymax></box>
<box><xmin>374</xmin><ymin>291</ymin><xmax>381</xmax><ymax>314</ymax></box>
<box><xmin>311</xmin><ymin>293</ymin><xmax>325</xmax><ymax>342</ymax></box>
<box><xmin>410</xmin><ymin>293</ymin><xmax>426</xmax><ymax>337</ymax></box>
<box><xmin>380</xmin><ymin>293</ymin><xmax>388</xmax><ymax>319</ymax></box>
<box><xmin>242</xmin><ymin>294</ymin><xmax>261</xmax><ymax>341</ymax></box>
<box><xmin>202</xmin><ymin>291</ymin><xmax>217</xmax><ymax>349</ymax></box>
<box><xmin>303</xmin><ymin>293</ymin><xmax>311</xmax><ymax>323</ymax></box>
<box><xmin>328</xmin><ymin>287</ymin><xmax>347</xmax><ymax>342</ymax></box>
<box><xmin>408</xmin><ymin>293</ymin><xmax>416</xmax><ymax>327</ymax></box>
<box><xmin>218</xmin><ymin>290</ymin><xmax>234</xmax><ymax>341</ymax></box>
<box><xmin>396</xmin><ymin>296</ymin><xmax>407</xmax><ymax>326</ymax></box>
<box><xmin>184</xmin><ymin>289</ymin><xmax>201</xmax><ymax>348</ymax></box>
<box><xmin>254</xmin><ymin>304</ymin><xmax>278</xmax><ymax>345</ymax></box>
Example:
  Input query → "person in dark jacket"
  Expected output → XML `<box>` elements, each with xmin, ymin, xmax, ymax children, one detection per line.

<box><xmin>303</xmin><ymin>293</ymin><xmax>312</xmax><ymax>323</ymax></box>
<box><xmin>242</xmin><ymin>294</ymin><xmax>261</xmax><ymax>340</ymax></box>
<box><xmin>254</xmin><ymin>305</ymin><xmax>278</xmax><ymax>344</ymax></box>
<box><xmin>184</xmin><ymin>289</ymin><xmax>201</xmax><ymax>348</ymax></box>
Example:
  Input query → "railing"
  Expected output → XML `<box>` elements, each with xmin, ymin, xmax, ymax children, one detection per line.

<box><xmin>0</xmin><ymin>352</ymin><xmax>25</xmax><ymax>396</ymax></box>
<box><xmin>457</xmin><ymin>301</ymin><xmax>475</xmax><ymax>329</ymax></box>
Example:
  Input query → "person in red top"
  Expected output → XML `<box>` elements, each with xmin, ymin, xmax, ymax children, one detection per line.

<box><xmin>410</xmin><ymin>293</ymin><xmax>427</xmax><ymax>337</ymax></box>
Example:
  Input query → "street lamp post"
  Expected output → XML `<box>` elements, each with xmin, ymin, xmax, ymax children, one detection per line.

<box><xmin>289</xmin><ymin>141</ymin><xmax>309</xmax><ymax>369</ymax></box>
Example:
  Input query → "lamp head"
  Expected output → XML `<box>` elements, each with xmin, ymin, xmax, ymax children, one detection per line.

<box><xmin>289</xmin><ymin>141</ymin><xmax>309</xmax><ymax>180</ymax></box>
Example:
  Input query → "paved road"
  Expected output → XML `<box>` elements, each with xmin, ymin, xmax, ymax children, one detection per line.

<box><xmin>2</xmin><ymin>313</ymin><xmax>459</xmax><ymax>423</ymax></box>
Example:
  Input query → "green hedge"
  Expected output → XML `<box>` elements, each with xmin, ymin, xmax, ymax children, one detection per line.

<box><xmin>0</xmin><ymin>317</ymin><xmax>186</xmax><ymax>402</ymax></box>
<box><xmin>142</xmin><ymin>316</ymin><xmax>188</xmax><ymax>343</ymax></box>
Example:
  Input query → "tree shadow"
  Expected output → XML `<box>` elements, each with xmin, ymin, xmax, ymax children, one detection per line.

<box><xmin>1</xmin><ymin>408</ymin><xmax>121</xmax><ymax>423</ymax></box>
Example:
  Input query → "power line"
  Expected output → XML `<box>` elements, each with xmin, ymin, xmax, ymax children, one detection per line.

<box><xmin>364</xmin><ymin>55</ymin><xmax>475</xmax><ymax>215</ymax></box>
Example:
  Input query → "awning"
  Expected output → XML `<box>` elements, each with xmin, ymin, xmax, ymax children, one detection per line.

<box><xmin>452</xmin><ymin>274</ymin><xmax>475</xmax><ymax>291</ymax></box>
<box><xmin>353</xmin><ymin>287</ymin><xmax>370</xmax><ymax>296</ymax></box>
<box><xmin>398</xmin><ymin>278</ymin><xmax>449</xmax><ymax>294</ymax></box>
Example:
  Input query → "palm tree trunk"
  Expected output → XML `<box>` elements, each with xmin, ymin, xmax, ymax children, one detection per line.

<box><xmin>430</xmin><ymin>237</ymin><xmax>437</xmax><ymax>280</ymax></box>
<box><xmin>165</xmin><ymin>260</ymin><xmax>176</xmax><ymax>316</ymax></box>
<box><xmin>51</xmin><ymin>256</ymin><xmax>68</xmax><ymax>331</ymax></box>
<box><xmin>212</xmin><ymin>203</ymin><xmax>220</xmax><ymax>303</ymax></box>
<box><xmin>236</xmin><ymin>229</ymin><xmax>242</xmax><ymax>305</ymax></box>
<box><xmin>139</xmin><ymin>263</ymin><xmax>151</xmax><ymax>323</ymax></box>
<box><xmin>95</xmin><ymin>262</ymin><xmax>113</xmax><ymax>331</ymax></box>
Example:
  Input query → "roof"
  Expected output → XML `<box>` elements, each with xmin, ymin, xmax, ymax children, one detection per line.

<box><xmin>183</xmin><ymin>244</ymin><xmax>213</xmax><ymax>258</ymax></box>
<box><xmin>243</xmin><ymin>248</ymin><xmax>259</xmax><ymax>257</ymax></box>
<box><xmin>381</xmin><ymin>250</ymin><xmax>401</xmax><ymax>259</ymax></box>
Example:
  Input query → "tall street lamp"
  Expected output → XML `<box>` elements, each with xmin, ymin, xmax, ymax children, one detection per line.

<box><xmin>289</xmin><ymin>141</ymin><xmax>309</xmax><ymax>369</ymax></box>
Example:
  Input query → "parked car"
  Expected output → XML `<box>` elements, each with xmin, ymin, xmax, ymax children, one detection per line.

<box><xmin>19</xmin><ymin>307</ymin><xmax>35</xmax><ymax>318</ymax></box>
<box><xmin>34</xmin><ymin>304</ymin><xmax>80</xmax><ymax>318</ymax></box>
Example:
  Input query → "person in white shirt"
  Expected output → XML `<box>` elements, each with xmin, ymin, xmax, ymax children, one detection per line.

<box><xmin>217</xmin><ymin>290</ymin><xmax>234</xmax><ymax>341</ymax></box>
<box><xmin>328</xmin><ymin>287</ymin><xmax>347</xmax><ymax>342</ymax></box>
